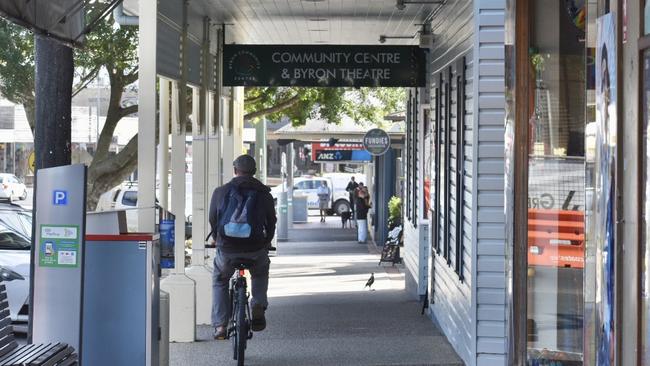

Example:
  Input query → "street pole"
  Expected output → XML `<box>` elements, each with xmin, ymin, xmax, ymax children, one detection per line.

<box><xmin>29</xmin><ymin>34</ymin><xmax>73</xmax><ymax>342</ymax></box>
<box><xmin>287</xmin><ymin>142</ymin><xmax>294</xmax><ymax>228</ymax></box>
<box><xmin>34</xmin><ymin>35</ymin><xmax>73</xmax><ymax>169</ymax></box>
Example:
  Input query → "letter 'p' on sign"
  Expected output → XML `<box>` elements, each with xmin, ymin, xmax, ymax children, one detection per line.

<box><xmin>53</xmin><ymin>190</ymin><xmax>68</xmax><ymax>206</ymax></box>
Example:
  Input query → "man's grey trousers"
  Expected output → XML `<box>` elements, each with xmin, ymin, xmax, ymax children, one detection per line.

<box><xmin>212</xmin><ymin>247</ymin><xmax>270</xmax><ymax>327</ymax></box>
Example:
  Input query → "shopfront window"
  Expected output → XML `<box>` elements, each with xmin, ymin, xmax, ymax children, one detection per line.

<box><xmin>526</xmin><ymin>1</ymin><xmax>586</xmax><ymax>364</ymax></box>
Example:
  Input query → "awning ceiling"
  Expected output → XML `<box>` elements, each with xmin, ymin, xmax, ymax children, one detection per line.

<box><xmin>127</xmin><ymin>0</ymin><xmax>442</xmax><ymax>45</ymax></box>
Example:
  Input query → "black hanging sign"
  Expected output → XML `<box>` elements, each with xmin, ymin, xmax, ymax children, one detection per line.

<box><xmin>223</xmin><ymin>45</ymin><xmax>427</xmax><ymax>87</ymax></box>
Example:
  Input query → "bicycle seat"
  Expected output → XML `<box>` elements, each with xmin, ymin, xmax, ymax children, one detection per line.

<box><xmin>232</xmin><ymin>258</ymin><xmax>256</xmax><ymax>269</ymax></box>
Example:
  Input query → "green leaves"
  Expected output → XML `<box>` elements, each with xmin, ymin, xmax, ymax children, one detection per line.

<box><xmin>244</xmin><ymin>87</ymin><xmax>405</xmax><ymax>126</ymax></box>
<box><xmin>0</xmin><ymin>18</ymin><xmax>35</xmax><ymax>105</ymax></box>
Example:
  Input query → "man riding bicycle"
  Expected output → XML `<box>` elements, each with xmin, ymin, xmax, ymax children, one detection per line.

<box><xmin>209</xmin><ymin>155</ymin><xmax>277</xmax><ymax>340</ymax></box>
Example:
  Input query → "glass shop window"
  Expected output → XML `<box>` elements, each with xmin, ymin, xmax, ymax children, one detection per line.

<box><xmin>526</xmin><ymin>0</ymin><xmax>586</xmax><ymax>364</ymax></box>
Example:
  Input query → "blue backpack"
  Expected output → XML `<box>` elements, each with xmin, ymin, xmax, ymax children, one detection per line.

<box><xmin>217</xmin><ymin>186</ymin><xmax>263</xmax><ymax>243</ymax></box>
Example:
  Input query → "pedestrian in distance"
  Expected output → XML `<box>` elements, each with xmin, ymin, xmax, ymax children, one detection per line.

<box><xmin>317</xmin><ymin>181</ymin><xmax>331</xmax><ymax>223</ymax></box>
<box><xmin>346</xmin><ymin>176</ymin><xmax>359</xmax><ymax>216</ymax></box>
<box><xmin>356</xmin><ymin>184</ymin><xmax>371</xmax><ymax>244</ymax></box>
<box><xmin>208</xmin><ymin>155</ymin><xmax>277</xmax><ymax>340</ymax></box>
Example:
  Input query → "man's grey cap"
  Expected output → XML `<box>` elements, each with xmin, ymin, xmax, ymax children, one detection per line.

<box><xmin>233</xmin><ymin>154</ymin><xmax>256</xmax><ymax>174</ymax></box>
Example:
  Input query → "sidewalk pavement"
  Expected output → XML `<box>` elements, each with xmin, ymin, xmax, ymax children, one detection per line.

<box><xmin>171</xmin><ymin>215</ymin><xmax>463</xmax><ymax>366</ymax></box>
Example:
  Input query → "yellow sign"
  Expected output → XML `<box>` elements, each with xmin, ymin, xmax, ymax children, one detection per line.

<box><xmin>28</xmin><ymin>151</ymin><xmax>35</xmax><ymax>173</ymax></box>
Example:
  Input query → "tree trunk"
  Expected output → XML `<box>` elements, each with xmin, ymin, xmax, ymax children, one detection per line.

<box><xmin>34</xmin><ymin>35</ymin><xmax>73</xmax><ymax>169</ymax></box>
<box><xmin>23</xmin><ymin>99</ymin><xmax>36</xmax><ymax>133</ymax></box>
<box><xmin>86</xmin><ymin>156</ymin><xmax>138</xmax><ymax>211</ymax></box>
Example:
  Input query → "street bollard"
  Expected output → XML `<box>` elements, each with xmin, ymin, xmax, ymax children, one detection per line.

<box><xmin>159</xmin><ymin>290</ymin><xmax>170</xmax><ymax>366</ymax></box>
<box><xmin>277</xmin><ymin>192</ymin><xmax>288</xmax><ymax>241</ymax></box>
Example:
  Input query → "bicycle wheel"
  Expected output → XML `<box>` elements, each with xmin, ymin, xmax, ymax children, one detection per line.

<box><xmin>236</xmin><ymin>282</ymin><xmax>248</xmax><ymax>366</ymax></box>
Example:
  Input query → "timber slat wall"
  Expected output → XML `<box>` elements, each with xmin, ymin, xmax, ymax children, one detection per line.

<box><xmin>417</xmin><ymin>1</ymin><xmax>507</xmax><ymax>365</ymax></box>
<box><xmin>472</xmin><ymin>0</ymin><xmax>507</xmax><ymax>365</ymax></box>
<box><xmin>428</xmin><ymin>0</ymin><xmax>474</xmax><ymax>364</ymax></box>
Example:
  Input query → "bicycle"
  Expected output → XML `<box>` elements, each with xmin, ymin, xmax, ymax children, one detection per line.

<box><xmin>227</xmin><ymin>259</ymin><xmax>254</xmax><ymax>366</ymax></box>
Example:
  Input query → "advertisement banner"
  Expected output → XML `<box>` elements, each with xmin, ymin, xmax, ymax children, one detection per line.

<box><xmin>223</xmin><ymin>45</ymin><xmax>426</xmax><ymax>87</ymax></box>
<box><xmin>594</xmin><ymin>13</ymin><xmax>617</xmax><ymax>366</ymax></box>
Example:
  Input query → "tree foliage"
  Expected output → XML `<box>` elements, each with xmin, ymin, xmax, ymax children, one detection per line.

<box><xmin>0</xmin><ymin>20</ymin><xmax>35</xmax><ymax>123</ymax></box>
<box><xmin>0</xmin><ymin>6</ymin><xmax>139</xmax><ymax>210</ymax></box>
<box><xmin>244</xmin><ymin>87</ymin><xmax>405</xmax><ymax>125</ymax></box>
<box><xmin>0</xmin><ymin>6</ymin><xmax>405</xmax><ymax>211</ymax></box>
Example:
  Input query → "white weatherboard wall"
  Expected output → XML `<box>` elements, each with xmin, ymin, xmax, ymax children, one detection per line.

<box><xmin>403</xmin><ymin>88</ymin><xmax>430</xmax><ymax>299</ymax></box>
<box><xmin>423</xmin><ymin>1</ymin><xmax>507</xmax><ymax>366</ymax></box>
<box><xmin>427</xmin><ymin>0</ymin><xmax>474</xmax><ymax>364</ymax></box>
<box><xmin>471</xmin><ymin>1</ymin><xmax>506</xmax><ymax>365</ymax></box>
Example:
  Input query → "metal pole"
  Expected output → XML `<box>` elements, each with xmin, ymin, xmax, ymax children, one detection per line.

<box><xmin>277</xmin><ymin>151</ymin><xmax>288</xmax><ymax>241</ymax></box>
<box><xmin>158</xmin><ymin>80</ymin><xmax>170</xmax><ymax>210</ymax></box>
<box><xmin>136</xmin><ymin>0</ymin><xmax>157</xmax><ymax>233</ymax></box>
<box><xmin>255</xmin><ymin>118</ymin><xmax>267</xmax><ymax>184</ymax></box>
<box><xmin>287</xmin><ymin>142</ymin><xmax>294</xmax><ymax>228</ymax></box>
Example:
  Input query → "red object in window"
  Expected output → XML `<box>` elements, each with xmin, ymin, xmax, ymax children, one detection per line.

<box><xmin>527</xmin><ymin>209</ymin><xmax>585</xmax><ymax>269</ymax></box>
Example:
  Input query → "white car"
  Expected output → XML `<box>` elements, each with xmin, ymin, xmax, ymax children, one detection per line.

<box><xmin>0</xmin><ymin>174</ymin><xmax>28</xmax><ymax>201</ymax></box>
<box><xmin>271</xmin><ymin>176</ymin><xmax>352</xmax><ymax>215</ymax></box>
<box><xmin>0</xmin><ymin>203</ymin><xmax>32</xmax><ymax>333</ymax></box>
<box><xmin>96</xmin><ymin>182</ymin><xmax>193</xmax><ymax>237</ymax></box>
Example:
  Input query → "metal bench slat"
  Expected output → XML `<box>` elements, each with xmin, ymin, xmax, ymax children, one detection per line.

<box><xmin>0</xmin><ymin>310</ymin><xmax>9</xmax><ymax>323</ymax></box>
<box><xmin>0</xmin><ymin>343</ymin><xmax>48</xmax><ymax>365</ymax></box>
<box><xmin>0</xmin><ymin>343</ymin><xmax>36</xmax><ymax>365</ymax></box>
<box><xmin>0</xmin><ymin>326</ymin><xmax>13</xmax><ymax>341</ymax></box>
<box><xmin>0</xmin><ymin>333</ymin><xmax>16</xmax><ymax>351</ymax></box>
<box><xmin>0</xmin><ymin>319</ymin><xmax>11</xmax><ymax>336</ymax></box>
<box><xmin>3</xmin><ymin>343</ymin><xmax>74</xmax><ymax>366</ymax></box>
<box><xmin>0</xmin><ymin>334</ymin><xmax>17</xmax><ymax>360</ymax></box>
<box><xmin>27</xmin><ymin>343</ymin><xmax>68</xmax><ymax>366</ymax></box>
<box><xmin>0</xmin><ymin>291</ymin><xmax>7</xmax><ymax>303</ymax></box>
<box><xmin>54</xmin><ymin>352</ymin><xmax>77</xmax><ymax>366</ymax></box>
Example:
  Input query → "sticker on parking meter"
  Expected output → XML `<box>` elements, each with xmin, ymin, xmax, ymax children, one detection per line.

<box><xmin>39</xmin><ymin>225</ymin><xmax>80</xmax><ymax>268</ymax></box>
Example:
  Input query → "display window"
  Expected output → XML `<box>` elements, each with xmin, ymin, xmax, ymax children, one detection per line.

<box><xmin>520</xmin><ymin>1</ymin><xmax>589</xmax><ymax>364</ymax></box>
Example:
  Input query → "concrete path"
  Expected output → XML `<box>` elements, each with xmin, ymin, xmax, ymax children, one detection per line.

<box><xmin>171</xmin><ymin>216</ymin><xmax>462</xmax><ymax>366</ymax></box>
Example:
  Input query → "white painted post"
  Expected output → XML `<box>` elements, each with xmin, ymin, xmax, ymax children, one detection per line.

<box><xmin>159</xmin><ymin>1</ymin><xmax>197</xmax><ymax>340</ymax></box>
<box><xmin>137</xmin><ymin>0</ymin><xmax>156</xmax><ymax>233</ymax></box>
<box><xmin>187</xmin><ymin>84</ymin><xmax>213</xmax><ymax>325</ymax></box>
<box><xmin>160</xmin><ymin>81</ymin><xmax>196</xmax><ymax>342</ymax></box>
<box><xmin>171</xmin><ymin>84</ymin><xmax>187</xmax><ymax>275</ymax></box>
<box><xmin>205</xmin><ymin>27</ymin><xmax>222</xmax><ymax>270</ymax></box>
<box><xmin>222</xmin><ymin>92</ymin><xmax>234</xmax><ymax>182</ymax></box>
<box><xmin>158</xmin><ymin>80</ymin><xmax>170</xmax><ymax>210</ymax></box>
<box><xmin>190</xmin><ymin>87</ymin><xmax>206</xmax><ymax>264</ymax></box>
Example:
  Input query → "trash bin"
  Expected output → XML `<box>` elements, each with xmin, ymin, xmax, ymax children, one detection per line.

<box><xmin>292</xmin><ymin>194</ymin><xmax>308</xmax><ymax>223</ymax></box>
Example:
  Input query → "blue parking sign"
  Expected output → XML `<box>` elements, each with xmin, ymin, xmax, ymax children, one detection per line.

<box><xmin>53</xmin><ymin>190</ymin><xmax>68</xmax><ymax>205</ymax></box>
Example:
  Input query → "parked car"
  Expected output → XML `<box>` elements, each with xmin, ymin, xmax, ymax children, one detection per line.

<box><xmin>0</xmin><ymin>174</ymin><xmax>28</xmax><ymax>201</ymax></box>
<box><xmin>270</xmin><ymin>175</ymin><xmax>353</xmax><ymax>215</ymax></box>
<box><xmin>0</xmin><ymin>203</ymin><xmax>32</xmax><ymax>333</ymax></box>
<box><xmin>96</xmin><ymin>182</ymin><xmax>192</xmax><ymax>238</ymax></box>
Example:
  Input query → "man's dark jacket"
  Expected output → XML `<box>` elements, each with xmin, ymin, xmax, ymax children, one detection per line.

<box><xmin>209</xmin><ymin>175</ymin><xmax>277</xmax><ymax>253</ymax></box>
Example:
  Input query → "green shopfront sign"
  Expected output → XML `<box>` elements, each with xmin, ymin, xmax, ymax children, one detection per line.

<box><xmin>363</xmin><ymin>128</ymin><xmax>391</xmax><ymax>156</ymax></box>
<box><xmin>223</xmin><ymin>45</ymin><xmax>427</xmax><ymax>87</ymax></box>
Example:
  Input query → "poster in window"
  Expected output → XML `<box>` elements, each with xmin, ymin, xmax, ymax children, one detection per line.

<box><xmin>594</xmin><ymin>13</ymin><xmax>617</xmax><ymax>366</ymax></box>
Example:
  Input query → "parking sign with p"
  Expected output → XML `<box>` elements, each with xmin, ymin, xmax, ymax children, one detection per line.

<box><xmin>53</xmin><ymin>190</ymin><xmax>68</xmax><ymax>206</ymax></box>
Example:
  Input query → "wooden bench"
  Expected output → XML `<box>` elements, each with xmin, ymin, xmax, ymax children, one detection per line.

<box><xmin>0</xmin><ymin>281</ymin><xmax>78</xmax><ymax>366</ymax></box>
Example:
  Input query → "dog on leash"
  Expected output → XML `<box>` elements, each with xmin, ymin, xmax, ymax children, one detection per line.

<box><xmin>341</xmin><ymin>211</ymin><xmax>352</xmax><ymax>228</ymax></box>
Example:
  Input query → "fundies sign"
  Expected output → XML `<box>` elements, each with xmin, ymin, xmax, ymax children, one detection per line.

<box><xmin>223</xmin><ymin>45</ymin><xmax>426</xmax><ymax>87</ymax></box>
